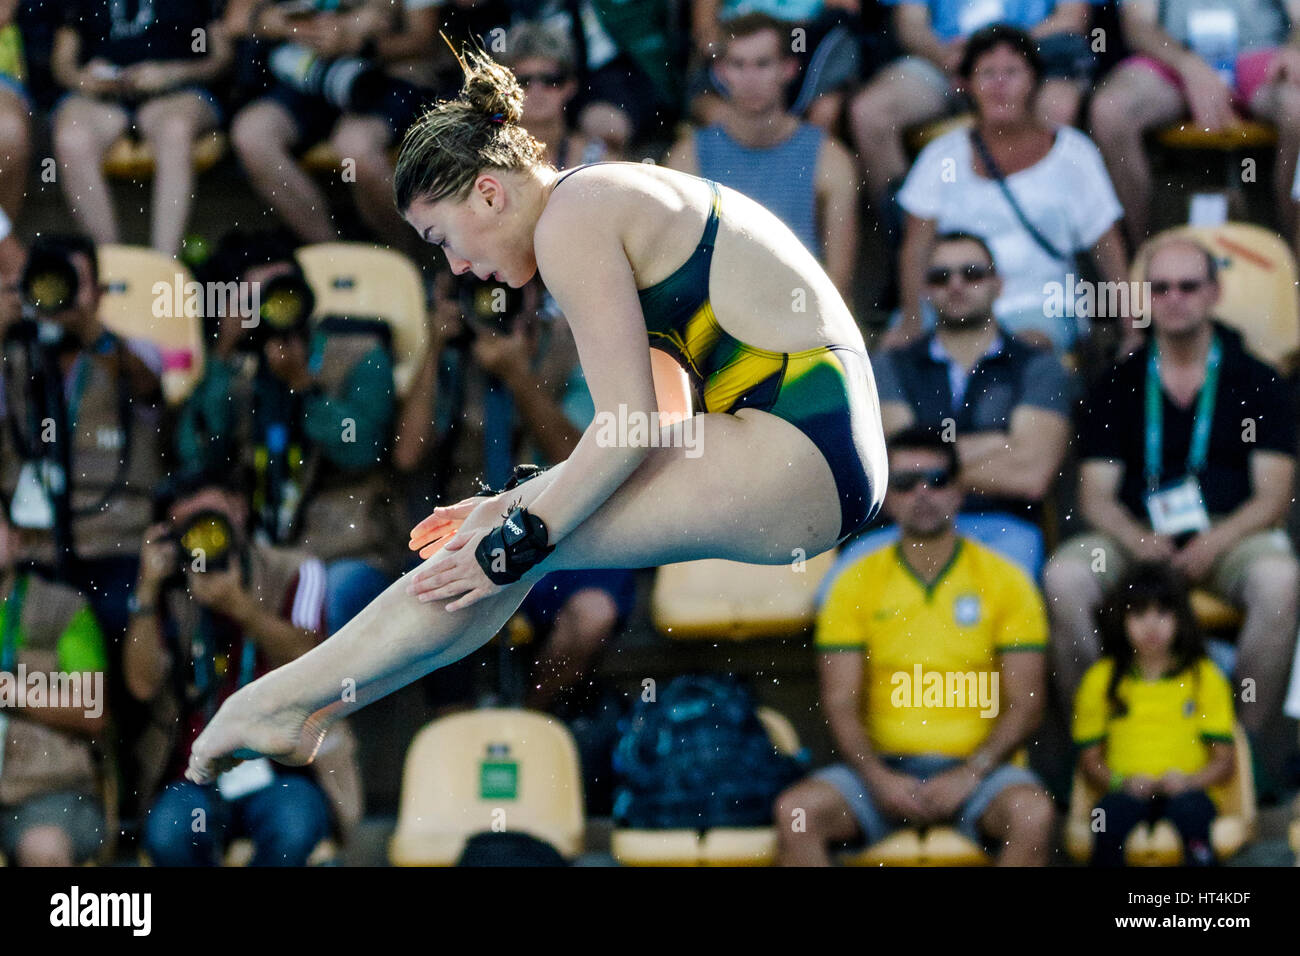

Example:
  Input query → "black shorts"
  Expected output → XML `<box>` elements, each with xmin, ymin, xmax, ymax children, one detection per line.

<box><xmin>267</xmin><ymin>76</ymin><xmax>434</xmax><ymax>151</ymax></box>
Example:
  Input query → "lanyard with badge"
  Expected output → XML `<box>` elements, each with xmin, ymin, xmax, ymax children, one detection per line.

<box><xmin>1144</xmin><ymin>334</ymin><xmax>1222</xmax><ymax>540</ymax></box>
<box><xmin>192</xmin><ymin>606</ymin><xmax>276</xmax><ymax>800</ymax></box>
<box><xmin>0</xmin><ymin>574</ymin><xmax>28</xmax><ymax>781</ymax></box>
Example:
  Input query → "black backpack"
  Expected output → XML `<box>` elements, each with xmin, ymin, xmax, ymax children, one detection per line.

<box><xmin>456</xmin><ymin>831</ymin><xmax>568</xmax><ymax>867</ymax></box>
<box><xmin>612</xmin><ymin>674</ymin><xmax>807</xmax><ymax>830</ymax></box>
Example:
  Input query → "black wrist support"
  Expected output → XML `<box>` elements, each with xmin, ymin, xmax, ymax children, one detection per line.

<box><xmin>475</xmin><ymin>506</ymin><xmax>555</xmax><ymax>585</ymax></box>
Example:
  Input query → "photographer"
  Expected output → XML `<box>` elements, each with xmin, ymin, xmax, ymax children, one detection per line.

<box><xmin>0</xmin><ymin>233</ymin><xmax>165</xmax><ymax>658</ymax></box>
<box><xmin>176</xmin><ymin>228</ymin><xmax>401</xmax><ymax>633</ymax></box>
<box><xmin>395</xmin><ymin>271</ymin><xmax>636</xmax><ymax>714</ymax></box>
<box><xmin>50</xmin><ymin>0</ymin><xmax>232</xmax><ymax>256</ymax></box>
<box><xmin>125</xmin><ymin>470</ymin><xmax>362</xmax><ymax>866</ymax></box>
<box><xmin>226</xmin><ymin>0</ymin><xmax>444</xmax><ymax>248</ymax></box>
<box><xmin>0</xmin><ymin>497</ymin><xmax>109</xmax><ymax>867</ymax></box>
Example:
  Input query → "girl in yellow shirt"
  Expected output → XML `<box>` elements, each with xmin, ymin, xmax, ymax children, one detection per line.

<box><xmin>1073</xmin><ymin>562</ymin><xmax>1235</xmax><ymax>866</ymax></box>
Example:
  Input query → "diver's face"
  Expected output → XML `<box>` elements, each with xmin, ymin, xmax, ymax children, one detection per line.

<box><xmin>403</xmin><ymin>173</ymin><xmax>537</xmax><ymax>288</ymax></box>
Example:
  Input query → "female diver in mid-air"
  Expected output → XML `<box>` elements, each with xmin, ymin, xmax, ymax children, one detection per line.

<box><xmin>185</xmin><ymin>46</ymin><xmax>888</xmax><ymax>783</ymax></box>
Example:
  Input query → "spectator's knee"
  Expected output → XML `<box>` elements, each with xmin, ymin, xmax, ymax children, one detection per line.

<box><xmin>554</xmin><ymin>589</ymin><xmax>620</xmax><ymax>654</ymax></box>
<box><xmin>0</xmin><ymin>108</ymin><xmax>30</xmax><ymax>157</ymax></box>
<box><xmin>1005</xmin><ymin>788</ymin><xmax>1056</xmax><ymax>841</ymax></box>
<box><xmin>1041</xmin><ymin>553</ymin><xmax>1095</xmax><ymax>607</ymax></box>
<box><xmin>1088</xmin><ymin>86</ymin><xmax>1133</xmax><ymax>140</ymax></box>
<box><xmin>848</xmin><ymin>83</ymin><xmax>894</xmax><ymax>140</ymax></box>
<box><xmin>53</xmin><ymin>116</ymin><xmax>102</xmax><ymax>162</ymax></box>
<box><xmin>331</xmin><ymin>123</ymin><xmax>388</xmax><ymax>170</ymax></box>
<box><xmin>145</xmin><ymin>112</ymin><xmax>199</xmax><ymax>151</ymax></box>
<box><xmin>1240</xmin><ymin>554</ymin><xmax>1300</xmax><ymax>619</ymax></box>
<box><xmin>232</xmin><ymin>109</ymin><xmax>288</xmax><ymax>163</ymax></box>
<box><xmin>15</xmin><ymin>825</ymin><xmax>75</xmax><ymax>866</ymax></box>
<box><xmin>773</xmin><ymin>781</ymin><xmax>837</xmax><ymax>839</ymax></box>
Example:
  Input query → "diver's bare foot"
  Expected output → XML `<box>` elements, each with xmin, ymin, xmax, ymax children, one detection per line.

<box><xmin>186</xmin><ymin>682</ymin><xmax>328</xmax><ymax>785</ymax></box>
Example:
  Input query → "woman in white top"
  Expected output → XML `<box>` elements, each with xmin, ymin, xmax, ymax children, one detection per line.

<box><xmin>887</xmin><ymin>25</ymin><xmax>1130</xmax><ymax>353</ymax></box>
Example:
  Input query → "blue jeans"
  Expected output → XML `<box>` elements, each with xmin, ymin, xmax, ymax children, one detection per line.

<box><xmin>143</xmin><ymin>776</ymin><xmax>332</xmax><ymax>866</ymax></box>
<box><xmin>325</xmin><ymin>559</ymin><xmax>392</xmax><ymax>634</ymax></box>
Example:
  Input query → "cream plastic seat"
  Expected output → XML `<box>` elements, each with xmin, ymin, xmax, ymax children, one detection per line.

<box><xmin>388</xmin><ymin>708</ymin><xmax>584</xmax><ymax>866</ymax></box>
<box><xmin>295</xmin><ymin>242</ymin><xmax>427</xmax><ymax>396</ymax></box>
<box><xmin>96</xmin><ymin>244</ymin><xmax>205</xmax><ymax>405</ymax></box>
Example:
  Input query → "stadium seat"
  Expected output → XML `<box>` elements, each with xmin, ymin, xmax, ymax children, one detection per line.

<box><xmin>840</xmin><ymin>828</ymin><xmax>990</xmax><ymax>867</ymax></box>
<box><xmin>610</xmin><ymin>706</ymin><xmax>799</xmax><ymax>867</ymax></box>
<box><xmin>1289</xmin><ymin>813</ymin><xmax>1300</xmax><ymax>865</ymax></box>
<box><xmin>1155</xmin><ymin>120</ymin><xmax>1277</xmax><ymax>151</ymax></box>
<box><xmin>296</xmin><ymin>242</ymin><xmax>427</xmax><ymax>396</ymax></box>
<box><xmin>1064</xmin><ymin>723</ymin><xmax>1256</xmax><ymax>865</ymax></box>
<box><xmin>297</xmin><ymin>142</ymin><xmax>401</xmax><ymax>175</ymax></box>
<box><xmin>103</xmin><ymin>129</ymin><xmax>228</xmax><ymax>179</ymax></box>
<box><xmin>905</xmin><ymin>112</ymin><xmax>973</xmax><ymax>154</ymax></box>
<box><xmin>1189</xmin><ymin>590</ymin><xmax>1243</xmax><ymax>633</ymax></box>
<box><xmin>388</xmin><ymin>708</ymin><xmax>585</xmax><ymax>866</ymax></box>
<box><xmin>650</xmin><ymin>549</ymin><xmax>838</xmax><ymax>640</ymax></box>
<box><xmin>96</xmin><ymin>243</ymin><xmax>206</xmax><ymax>405</ymax></box>
<box><xmin>1130</xmin><ymin>222</ymin><xmax>1300</xmax><ymax>370</ymax></box>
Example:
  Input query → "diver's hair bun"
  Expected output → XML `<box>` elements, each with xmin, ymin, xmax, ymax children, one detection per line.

<box><xmin>459</xmin><ymin>46</ymin><xmax>525</xmax><ymax>127</ymax></box>
<box><xmin>393</xmin><ymin>38</ymin><xmax>547</xmax><ymax>210</ymax></box>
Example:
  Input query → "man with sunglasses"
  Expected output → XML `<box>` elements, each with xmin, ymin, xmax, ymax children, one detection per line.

<box><xmin>871</xmin><ymin>232</ymin><xmax>1073</xmax><ymax>576</ymax></box>
<box><xmin>666</xmin><ymin>13</ymin><xmax>860</xmax><ymax>299</ymax></box>
<box><xmin>1044</xmin><ymin>235</ymin><xmax>1298</xmax><ymax>789</ymax></box>
<box><xmin>776</xmin><ymin>426</ymin><xmax>1053</xmax><ymax>866</ymax></box>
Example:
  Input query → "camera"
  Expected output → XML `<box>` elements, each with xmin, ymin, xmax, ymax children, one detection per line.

<box><xmin>240</xmin><ymin>269</ymin><xmax>317</xmax><ymax>353</ymax></box>
<box><xmin>167</xmin><ymin>509</ymin><xmax>237</xmax><ymax>574</ymax></box>
<box><xmin>16</xmin><ymin>247</ymin><xmax>83</xmax><ymax>350</ymax></box>
<box><xmin>456</xmin><ymin>275</ymin><xmax>525</xmax><ymax>338</ymax></box>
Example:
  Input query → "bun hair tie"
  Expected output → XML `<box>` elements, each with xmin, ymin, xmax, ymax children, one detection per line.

<box><xmin>490</xmin><ymin>112</ymin><xmax>505</xmax><ymax>124</ymax></box>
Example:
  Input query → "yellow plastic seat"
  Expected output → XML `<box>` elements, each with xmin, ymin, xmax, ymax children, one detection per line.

<box><xmin>1065</xmin><ymin>723</ymin><xmax>1256</xmax><ymax>865</ymax></box>
<box><xmin>222</xmin><ymin>837</ymin><xmax>339</xmax><ymax>867</ymax></box>
<box><xmin>298</xmin><ymin>141</ymin><xmax>401</xmax><ymax>174</ymax></box>
<box><xmin>96</xmin><ymin>244</ymin><xmax>206</xmax><ymax>405</ymax></box>
<box><xmin>1131</xmin><ymin>223</ymin><xmax>1300</xmax><ymax>370</ymax></box>
<box><xmin>835</xmin><ymin>748</ymin><xmax>1032</xmax><ymax>866</ymax></box>
<box><xmin>906</xmin><ymin>112</ymin><xmax>974</xmax><ymax>154</ymax></box>
<box><xmin>103</xmin><ymin>129</ymin><xmax>227</xmax><ymax>179</ymax></box>
<box><xmin>1155</xmin><ymin>120</ymin><xmax>1277</xmax><ymax>151</ymax></box>
<box><xmin>295</xmin><ymin>242</ymin><xmax>427</xmax><ymax>396</ymax></box>
<box><xmin>840</xmin><ymin>827</ymin><xmax>990</xmax><ymax>867</ymax></box>
<box><xmin>388</xmin><ymin>708</ymin><xmax>585</xmax><ymax>866</ymax></box>
<box><xmin>650</xmin><ymin>549</ymin><xmax>837</xmax><ymax>641</ymax></box>
<box><xmin>611</xmin><ymin>707</ymin><xmax>800</xmax><ymax>867</ymax></box>
<box><xmin>1289</xmin><ymin>816</ymin><xmax>1300</xmax><ymax>864</ymax></box>
<box><xmin>1189</xmin><ymin>589</ymin><xmax>1243</xmax><ymax>633</ymax></box>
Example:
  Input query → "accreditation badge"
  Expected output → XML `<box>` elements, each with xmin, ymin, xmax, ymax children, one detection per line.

<box><xmin>216</xmin><ymin>756</ymin><xmax>275</xmax><ymax>801</ymax></box>
<box><xmin>1145</xmin><ymin>476</ymin><xmax>1211</xmax><ymax>538</ymax></box>
<box><xmin>9</xmin><ymin>460</ymin><xmax>62</xmax><ymax>530</ymax></box>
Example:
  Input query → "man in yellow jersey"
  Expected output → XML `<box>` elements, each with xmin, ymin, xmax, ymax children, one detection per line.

<box><xmin>775</xmin><ymin>426</ymin><xmax>1054</xmax><ymax>866</ymax></box>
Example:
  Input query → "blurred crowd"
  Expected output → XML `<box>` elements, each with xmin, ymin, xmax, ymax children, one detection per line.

<box><xmin>0</xmin><ymin>0</ymin><xmax>1297</xmax><ymax>867</ymax></box>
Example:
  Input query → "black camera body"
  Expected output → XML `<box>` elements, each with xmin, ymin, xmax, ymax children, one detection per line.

<box><xmin>456</xmin><ymin>275</ymin><xmax>525</xmax><ymax>340</ymax></box>
<box><xmin>239</xmin><ymin>270</ymin><xmax>317</xmax><ymax>353</ymax></box>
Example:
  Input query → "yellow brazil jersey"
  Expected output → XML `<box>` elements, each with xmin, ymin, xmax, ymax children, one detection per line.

<box><xmin>815</xmin><ymin>537</ymin><xmax>1048</xmax><ymax>758</ymax></box>
<box><xmin>1072</xmin><ymin>656</ymin><xmax>1234</xmax><ymax>785</ymax></box>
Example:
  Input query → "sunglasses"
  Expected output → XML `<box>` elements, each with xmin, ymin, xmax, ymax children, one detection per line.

<box><xmin>925</xmin><ymin>264</ymin><xmax>995</xmax><ymax>287</ymax></box>
<box><xmin>889</xmin><ymin>468</ymin><xmax>955</xmax><ymax>492</ymax></box>
<box><xmin>518</xmin><ymin>72</ymin><xmax>569</xmax><ymax>89</ymax></box>
<box><xmin>1149</xmin><ymin>278</ymin><xmax>1208</xmax><ymax>297</ymax></box>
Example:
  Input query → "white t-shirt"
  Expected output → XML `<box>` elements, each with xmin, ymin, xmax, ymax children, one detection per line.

<box><xmin>898</xmin><ymin>126</ymin><xmax>1123</xmax><ymax>332</ymax></box>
